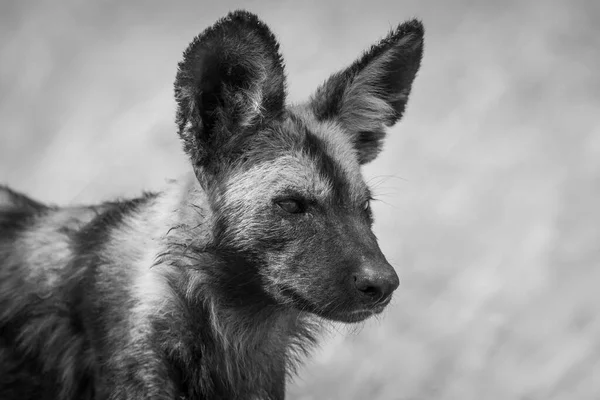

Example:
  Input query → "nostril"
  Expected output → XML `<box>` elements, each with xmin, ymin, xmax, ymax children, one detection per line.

<box><xmin>353</xmin><ymin>275</ymin><xmax>384</xmax><ymax>301</ymax></box>
<box><xmin>361</xmin><ymin>286</ymin><xmax>379</xmax><ymax>297</ymax></box>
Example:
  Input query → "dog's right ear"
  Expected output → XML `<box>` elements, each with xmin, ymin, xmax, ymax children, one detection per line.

<box><xmin>174</xmin><ymin>10</ymin><xmax>286</xmax><ymax>175</ymax></box>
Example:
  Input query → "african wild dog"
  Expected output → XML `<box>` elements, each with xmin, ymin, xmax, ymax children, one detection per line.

<box><xmin>0</xmin><ymin>10</ymin><xmax>423</xmax><ymax>400</ymax></box>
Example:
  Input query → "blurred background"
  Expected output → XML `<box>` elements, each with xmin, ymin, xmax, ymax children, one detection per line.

<box><xmin>1</xmin><ymin>0</ymin><xmax>598</xmax><ymax>399</ymax></box>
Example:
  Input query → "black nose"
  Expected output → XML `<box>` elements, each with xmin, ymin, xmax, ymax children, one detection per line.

<box><xmin>353</xmin><ymin>263</ymin><xmax>400</xmax><ymax>303</ymax></box>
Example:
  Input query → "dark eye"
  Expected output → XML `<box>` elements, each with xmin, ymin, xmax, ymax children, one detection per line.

<box><xmin>363</xmin><ymin>199</ymin><xmax>371</xmax><ymax>211</ymax></box>
<box><xmin>276</xmin><ymin>199</ymin><xmax>305</xmax><ymax>214</ymax></box>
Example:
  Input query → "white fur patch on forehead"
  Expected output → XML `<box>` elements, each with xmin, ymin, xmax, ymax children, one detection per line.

<box><xmin>224</xmin><ymin>153</ymin><xmax>333</xmax><ymax>204</ymax></box>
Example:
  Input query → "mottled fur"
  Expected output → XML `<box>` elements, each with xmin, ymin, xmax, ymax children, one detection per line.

<box><xmin>0</xmin><ymin>10</ymin><xmax>424</xmax><ymax>400</ymax></box>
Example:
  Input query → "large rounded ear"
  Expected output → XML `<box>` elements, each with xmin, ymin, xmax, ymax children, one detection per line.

<box><xmin>174</xmin><ymin>10</ymin><xmax>286</xmax><ymax>173</ymax></box>
<box><xmin>309</xmin><ymin>20</ymin><xmax>424</xmax><ymax>164</ymax></box>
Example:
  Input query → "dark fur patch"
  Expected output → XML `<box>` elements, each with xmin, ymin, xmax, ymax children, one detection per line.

<box><xmin>0</xmin><ymin>209</ymin><xmax>38</xmax><ymax>242</ymax></box>
<box><xmin>303</xmin><ymin>127</ymin><xmax>351</xmax><ymax>203</ymax></box>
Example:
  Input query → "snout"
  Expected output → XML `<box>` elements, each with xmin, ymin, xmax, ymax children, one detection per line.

<box><xmin>353</xmin><ymin>262</ymin><xmax>399</xmax><ymax>305</ymax></box>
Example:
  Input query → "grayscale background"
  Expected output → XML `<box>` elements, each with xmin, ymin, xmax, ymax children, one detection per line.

<box><xmin>1</xmin><ymin>0</ymin><xmax>598</xmax><ymax>399</ymax></box>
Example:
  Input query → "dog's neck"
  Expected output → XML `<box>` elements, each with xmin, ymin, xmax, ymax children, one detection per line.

<box><xmin>116</xmin><ymin>173</ymin><xmax>319</xmax><ymax>394</ymax></box>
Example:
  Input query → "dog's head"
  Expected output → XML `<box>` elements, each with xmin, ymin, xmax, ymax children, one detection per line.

<box><xmin>174</xmin><ymin>10</ymin><xmax>423</xmax><ymax>322</ymax></box>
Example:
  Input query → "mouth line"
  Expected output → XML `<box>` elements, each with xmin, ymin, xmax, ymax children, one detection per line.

<box><xmin>348</xmin><ymin>309</ymin><xmax>377</xmax><ymax>316</ymax></box>
<box><xmin>349</xmin><ymin>305</ymin><xmax>385</xmax><ymax>315</ymax></box>
<box><xmin>348</xmin><ymin>297</ymin><xmax>392</xmax><ymax>315</ymax></box>
<box><xmin>276</xmin><ymin>285</ymin><xmax>393</xmax><ymax>320</ymax></box>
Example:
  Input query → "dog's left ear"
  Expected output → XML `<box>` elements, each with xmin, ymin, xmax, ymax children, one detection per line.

<box><xmin>309</xmin><ymin>20</ymin><xmax>424</xmax><ymax>164</ymax></box>
<box><xmin>174</xmin><ymin>10</ymin><xmax>286</xmax><ymax>173</ymax></box>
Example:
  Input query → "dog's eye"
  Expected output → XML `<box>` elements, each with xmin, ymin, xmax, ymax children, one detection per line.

<box><xmin>277</xmin><ymin>199</ymin><xmax>305</xmax><ymax>214</ymax></box>
<box><xmin>363</xmin><ymin>199</ymin><xmax>371</xmax><ymax>211</ymax></box>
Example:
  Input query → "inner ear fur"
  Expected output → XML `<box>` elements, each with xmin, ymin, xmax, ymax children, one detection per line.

<box><xmin>310</xmin><ymin>19</ymin><xmax>424</xmax><ymax>164</ymax></box>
